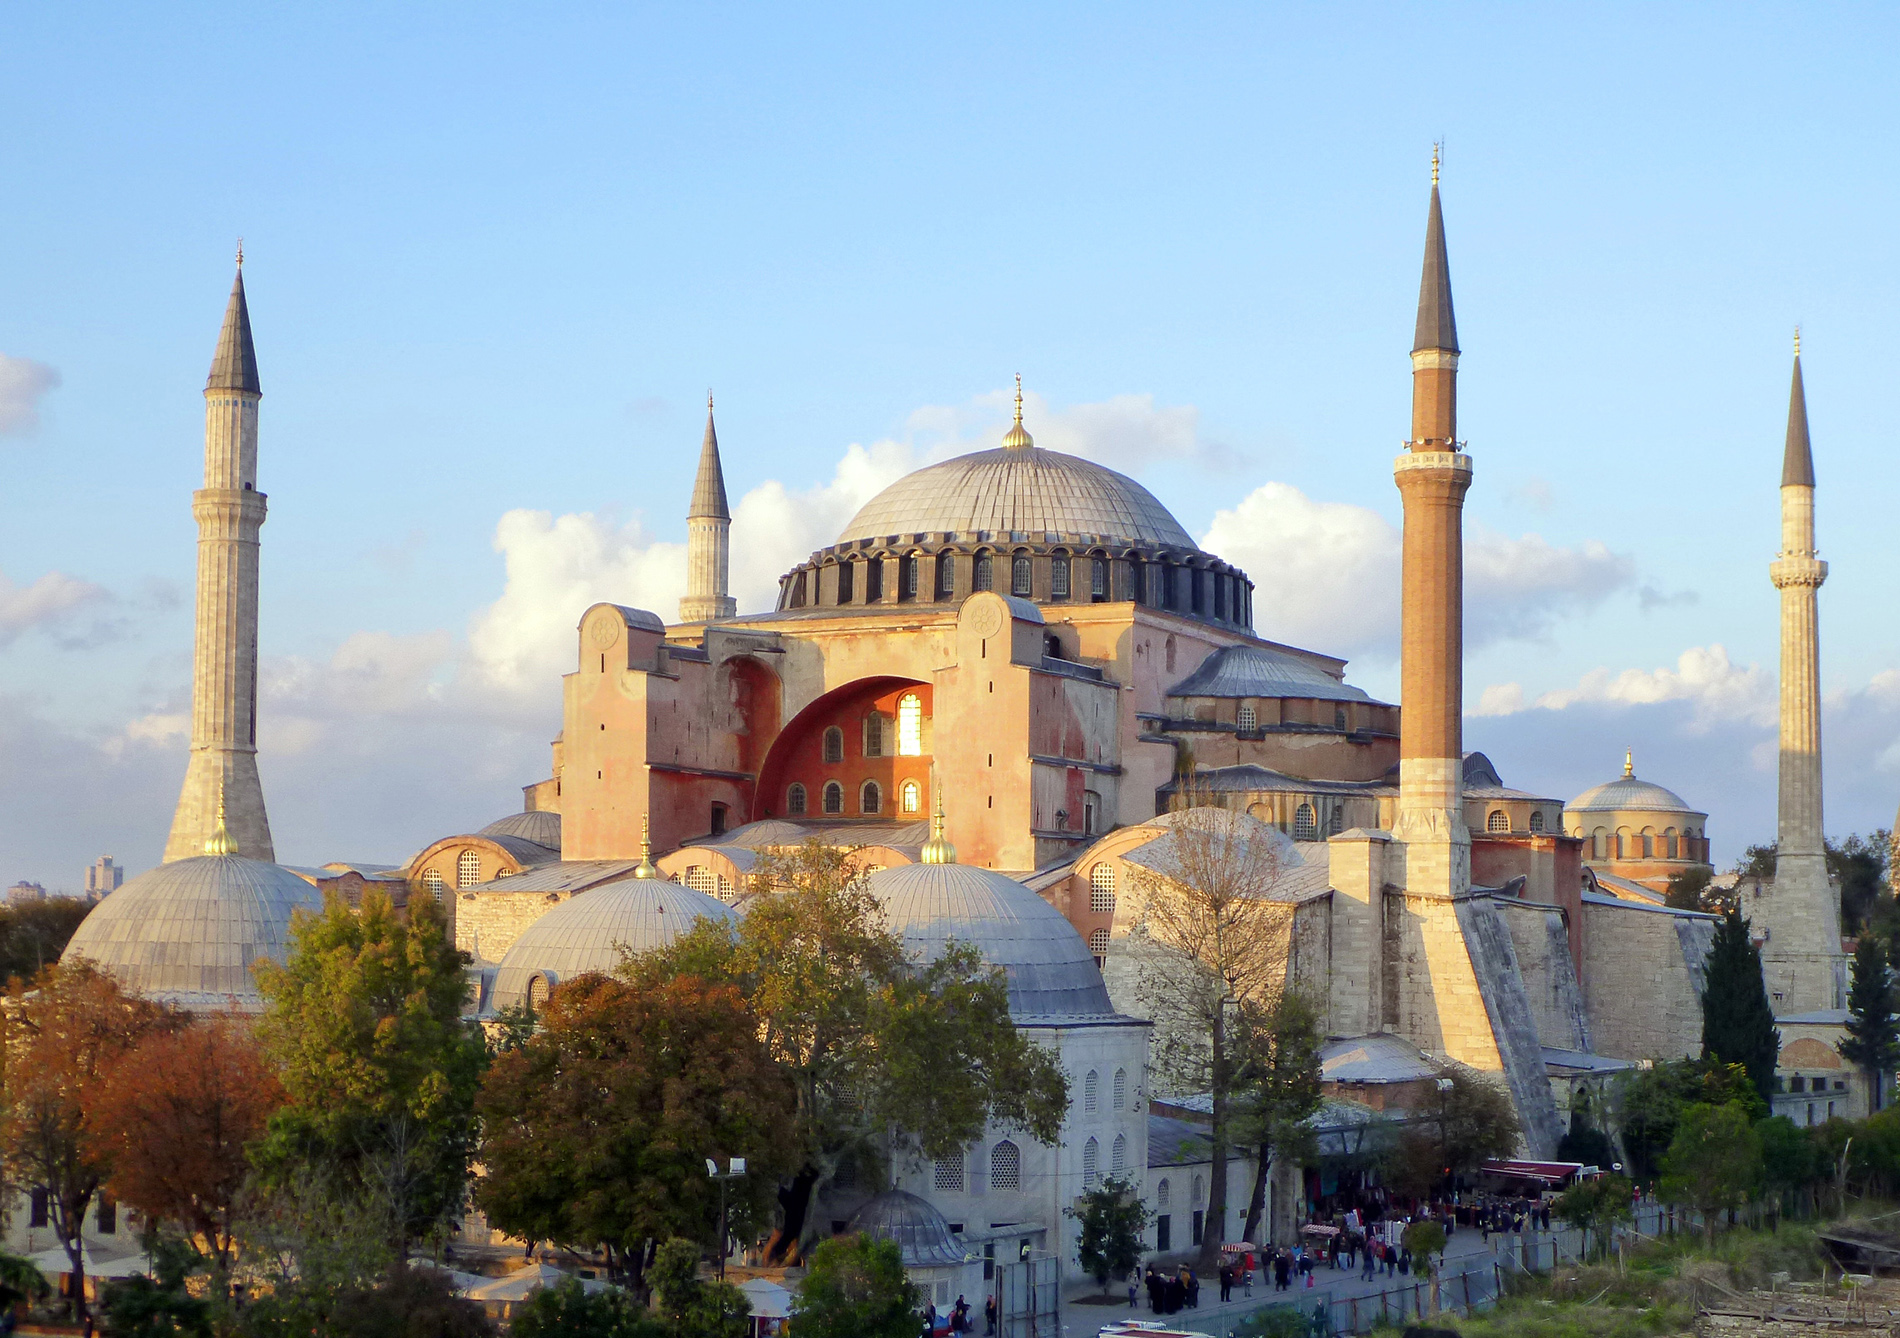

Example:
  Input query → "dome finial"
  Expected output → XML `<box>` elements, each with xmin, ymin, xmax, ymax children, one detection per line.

<box><xmin>203</xmin><ymin>785</ymin><xmax>239</xmax><ymax>856</ymax></box>
<box><xmin>1624</xmin><ymin>749</ymin><xmax>1634</xmax><ymax>779</ymax></box>
<box><xmin>633</xmin><ymin>814</ymin><xmax>659</xmax><ymax>879</ymax></box>
<box><xmin>1001</xmin><ymin>375</ymin><xmax>1034</xmax><ymax>450</ymax></box>
<box><xmin>1432</xmin><ymin>141</ymin><xmax>1440</xmax><ymax>187</ymax></box>
<box><xmin>920</xmin><ymin>782</ymin><xmax>957</xmax><ymax>864</ymax></box>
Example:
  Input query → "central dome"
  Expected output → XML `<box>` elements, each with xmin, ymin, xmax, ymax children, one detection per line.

<box><xmin>838</xmin><ymin>446</ymin><xmax>1196</xmax><ymax>550</ymax></box>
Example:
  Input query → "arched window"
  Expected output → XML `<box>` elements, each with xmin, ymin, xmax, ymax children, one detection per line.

<box><xmin>1113</xmin><ymin>1068</ymin><xmax>1127</xmax><ymax>1110</ymax></box>
<box><xmin>1157</xmin><ymin>1178</ymin><xmax>1170</xmax><ymax>1209</ymax></box>
<box><xmin>1112</xmin><ymin>1133</ymin><xmax>1128</xmax><ymax>1173</ymax></box>
<box><xmin>1293</xmin><ymin>803</ymin><xmax>1317</xmax><ymax>841</ymax></box>
<box><xmin>1091</xmin><ymin>556</ymin><xmax>1108</xmax><ymax>599</ymax></box>
<box><xmin>1487</xmin><ymin>810</ymin><xmax>1509</xmax><ymax>834</ymax></box>
<box><xmin>1665</xmin><ymin>827</ymin><xmax>1679</xmax><ymax>859</ymax></box>
<box><xmin>423</xmin><ymin>867</ymin><xmax>444</xmax><ymax>902</ymax></box>
<box><xmin>1189</xmin><ymin>567</ymin><xmax>1205</xmax><ymax>614</ymax></box>
<box><xmin>991</xmin><ymin>1140</ymin><xmax>1021</xmax><ymax>1191</ymax></box>
<box><xmin>1214</xmin><ymin>573</ymin><xmax>1227</xmax><ymax>620</ymax></box>
<box><xmin>863</xmin><ymin>714</ymin><xmax>884</xmax><ymax>758</ymax></box>
<box><xmin>897</xmin><ymin>694</ymin><xmax>924</xmax><ymax>756</ymax></box>
<box><xmin>837</xmin><ymin>560</ymin><xmax>854</xmax><ymax>604</ymax></box>
<box><xmin>1011</xmin><ymin>554</ymin><xmax>1032</xmax><ymax>596</ymax></box>
<box><xmin>900</xmin><ymin>780</ymin><xmax>921</xmax><ymax>814</ymax></box>
<box><xmin>787</xmin><ymin>783</ymin><xmax>808</xmax><ymax>815</ymax></box>
<box><xmin>686</xmin><ymin>867</ymin><xmax>715</xmax><ymax>895</ymax></box>
<box><xmin>1592</xmin><ymin>828</ymin><xmax>1606</xmax><ymax>859</ymax></box>
<box><xmin>1529</xmin><ymin>810</ymin><xmax>1546</xmax><ymax>833</ymax></box>
<box><xmin>936</xmin><ymin>553</ymin><xmax>955</xmax><ymax>599</ymax></box>
<box><xmin>1051</xmin><ymin>555</ymin><xmax>1071</xmax><ymax>599</ymax></box>
<box><xmin>860</xmin><ymin>781</ymin><xmax>881</xmax><ymax>815</ymax></box>
<box><xmin>1089</xmin><ymin>863</ymin><xmax>1117</xmax><ymax>914</ymax></box>
<box><xmin>900</xmin><ymin>554</ymin><xmax>920</xmax><ymax>600</ymax></box>
<box><xmin>1083</xmin><ymin>1137</ymin><xmax>1100</xmax><ymax>1188</ymax></box>
<box><xmin>1237</xmin><ymin>703</ymin><xmax>1257</xmax><ymax>731</ymax></box>
<box><xmin>822</xmin><ymin>781</ymin><xmax>844</xmax><ymax>815</ymax></box>
<box><xmin>1640</xmin><ymin>829</ymin><xmax>1654</xmax><ymax>858</ymax></box>
<box><xmin>973</xmin><ymin>553</ymin><xmax>993</xmax><ymax>591</ymax></box>
<box><xmin>1164</xmin><ymin>635</ymin><xmax>1176</xmax><ymax>672</ymax></box>
<box><xmin>822</xmin><ymin>727</ymin><xmax>844</xmax><ymax>763</ymax></box>
<box><xmin>1088</xmin><ymin>928</ymin><xmax>1109</xmax><ymax>966</ymax></box>
<box><xmin>1192</xmin><ymin>1174</ymin><xmax>1204</xmax><ymax>1205</ymax></box>
<box><xmin>1328</xmin><ymin>807</ymin><xmax>1345</xmax><ymax>836</ymax></box>
<box><xmin>933</xmin><ymin>1152</ymin><xmax>965</xmax><ymax>1192</ymax></box>
<box><xmin>526</xmin><ymin>973</ymin><xmax>549</xmax><ymax>1012</ymax></box>
<box><xmin>1084</xmin><ymin>1070</ymin><xmax>1099</xmax><ymax>1113</ymax></box>
<box><xmin>1335</xmin><ymin>704</ymin><xmax>1349</xmax><ymax>730</ymax></box>
<box><xmin>457</xmin><ymin>849</ymin><xmax>482</xmax><ymax>889</ymax></box>
<box><xmin>865</xmin><ymin>558</ymin><xmax>883</xmax><ymax>602</ymax></box>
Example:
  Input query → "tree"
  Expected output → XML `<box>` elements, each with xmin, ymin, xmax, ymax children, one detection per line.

<box><xmin>1665</xmin><ymin>868</ymin><xmax>1713</xmax><ymax>913</ymax></box>
<box><xmin>0</xmin><ymin>961</ymin><xmax>168</xmax><ymax>1321</ymax></box>
<box><xmin>1735</xmin><ymin>845</ymin><xmax>1777</xmax><ymax>879</ymax></box>
<box><xmin>90</xmin><ymin>1013</ymin><xmax>286</xmax><ymax>1269</ymax></box>
<box><xmin>634</xmin><ymin>842</ymin><xmax>1068</xmax><ymax>1262</ymax></box>
<box><xmin>0</xmin><ymin>896</ymin><xmax>92</xmax><ymax>985</ymax></box>
<box><xmin>1555</xmin><ymin>1122</ymin><xmax>1616</xmax><ymax>1170</ymax></box>
<box><xmin>1658</xmin><ymin>1103</ymin><xmax>1763</xmax><ymax>1240</ymax></box>
<box><xmin>1400</xmin><ymin>1220</ymin><xmax>1447</xmax><ymax>1313</ymax></box>
<box><xmin>0</xmin><ymin>1250</ymin><xmax>50</xmax><ymax>1310</ymax></box>
<box><xmin>1614</xmin><ymin>1058</ymin><xmax>1763</xmax><ymax>1184</ymax></box>
<box><xmin>1758</xmin><ymin>1116</ymin><xmax>1826</xmax><ymax>1208</ymax></box>
<box><xmin>1068</xmin><ymin>1174</ymin><xmax>1152</xmax><ymax>1297</ymax></box>
<box><xmin>325</xmin><ymin>1266</ymin><xmax>497</xmax><ymax>1338</ymax></box>
<box><xmin>253</xmin><ymin>890</ymin><xmax>485</xmax><ymax>1255</ymax></box>
<box><xmin>476</xmin><ymin>973</ymin><xmax>795</xmax><ymax>1286</ymax></box>
<box><xmin>1701</xmin><ymin>909</ymin><xmax>1779</xmax><ymax>1104</ymax></box>
<box><xmin>510</xmin><ymin>1278</ymin><xmax>658</xmax><ymax>1338</ymax></box>
<box><xmin>97</xmin><ymin>1234</ymin><xmax>212</xmax><ymax>1338</ymax></box>
<box><xmin>1830</xmin><ymin>833</ymin><xmax>1891</xmax><ymax>936</ymax></box>
<box><xmin>1552</xmin><ymin>1173</ymin><xmax>1633</xmax><ymax>1261</ymax></box>
<box><xmin>791</xmin><ymin>1234</ymin><xmax>920</xmax><ymax>1338</ymax></box>
<box><xmin>224</xmin><ymin>1169</ymin><xmax>394</xmax><ymax>1337</ymax></box>
<box><xmin>1840</xmin><ymin>936</ymin><xmax>1899</xmax><ymax>1112</ymax></box>
<box><xmin>1231</xmin><ymin>992</ymin><xmax>1324</xmax><ymax>1245</ymax></box>
<box><xmin>1125</xmin><ymin>802</ymin><xmax>1297</xmax><ymax>1274</ymax></box>
<box><xmin>645</xmin><ymin>1237</ymin><xmax>749</xmax><ymax>1338</ymax></box>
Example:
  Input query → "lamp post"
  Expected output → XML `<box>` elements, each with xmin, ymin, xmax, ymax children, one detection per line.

<box><xmin>706</xmin><ymin>1157</ymin><xmax>747</xmax><ymax>1282</ymax></box>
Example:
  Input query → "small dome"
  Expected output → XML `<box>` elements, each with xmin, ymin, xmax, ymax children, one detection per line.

<box><xmin>478</xmin><ymin>810</ymin><xmax>562</xmax><ymax>851</ymax></box>
<box><xmin>866</xmin><ymin>862</ymin><xmax>1114</xmax><ymax>1020</ymax></box>
<box><xmin>489</xmin><ymin>877</ymin><xmax>739</xmax><ymax>1011</ymax></box>
<box><xmin>849</xmin><ymin>1190</ymin><xmax>969</xmax><ymax>1268</ymax></box>
<box><xmin>837</xmin><ymin>447</ymin><xmax>1195</xmax><ymax>549</ymax></box>
<box><xmin>1567</xmin><ymin>775</ymin><xmax>1698</xmax><ymax>815</ymax></box>
<box><xmin>61</xmin><ymin>855</ymin><xmax>325</xmax><ymax>1010</ymax></box>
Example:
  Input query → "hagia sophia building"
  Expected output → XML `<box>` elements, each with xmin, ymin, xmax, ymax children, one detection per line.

<box><xmin>42</xmin><ymin>171</ymin><xmax>1864</xmax><ymax>1281</ymax></box>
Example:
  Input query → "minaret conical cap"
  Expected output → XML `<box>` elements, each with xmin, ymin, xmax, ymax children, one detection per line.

<box><xmin>689</xmin><ymin>395</ymin><xmax>731</xmax><ymax>520</ymax></box>
<box><xmin>206</xmin><ymin>261</ymin><xmax>261</xmax><ymax>395</ymax></box>
<box><xmin>1412</xmin><ymin>182</ymin><xmax>1459</xmax><ymax>356</ymax></box>
<box><xmin>1782</xmin><ymin>343</ymin><xmax>1815</xmax><ymax>488</ymax></box>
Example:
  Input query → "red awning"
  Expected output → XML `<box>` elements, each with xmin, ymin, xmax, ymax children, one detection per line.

<box><xmin>1481</xmin><ymin>1159</ymin><xmax>1584</xmax><ymax>1183</ymax></box>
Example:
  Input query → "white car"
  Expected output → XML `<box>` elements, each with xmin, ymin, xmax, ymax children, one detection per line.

<box><xmin>1097</xmin><ymin>1323</ymin><xmax>1218</xmax><ymax>1338</ymax></box>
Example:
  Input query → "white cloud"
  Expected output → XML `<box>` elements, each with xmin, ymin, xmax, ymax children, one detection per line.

<box><xmin>1473</xmin><ymin>644</ymin><xmax>1775</xmax><ymax>730</ymax></box>
<box><xmin>0</xmin><ymin>569</ymin><xmax>108</xmax><ymax>645</ymax></box>
<box><xmin>0</xmin><ymin>355</ymin><xmax>59</xmax><ymax>435</ymax></box>
<box><xmin>1200</xmin><ymin>483</ymin><xmax>1632</xmax><ymax>661</ymax></box>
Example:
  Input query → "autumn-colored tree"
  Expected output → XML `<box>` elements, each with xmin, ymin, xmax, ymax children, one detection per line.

<box><xmin>0</xmin><ymin>961</ymin><xmax>168</xmax><ymax>1320</ymax></box>
<box><xmin>633</xmin><ymin>842</ymin><xmax>1068</xmax><ymax>1261</ymax></box>
<box><xmin>253</xmin><ymin>889</ymin><xmax>484</xmax><ymax>1254</ymax></box>
<box><xmin>477</xmin><ymin>972</ymin><xmax>796</xmax><ymax>1287</ymax></box>
<box><xmin>90</xmin><ymin>1013</ymin><xmax>286</xmax><ymax>1268</ymax></box>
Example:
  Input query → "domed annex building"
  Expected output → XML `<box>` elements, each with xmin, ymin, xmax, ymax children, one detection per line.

<box><xmin>1564</xmin><ymin>753</ymin><xmax>1713</xmax><ymax>901</ymax></box>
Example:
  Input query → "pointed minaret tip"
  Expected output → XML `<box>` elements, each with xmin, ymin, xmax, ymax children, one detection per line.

<box><xmin>206</xmin><ymin>257</ymin><xmax>261</xmax><ymax>395</ymax></box>
<box><xmin>1783</xmin><ymin>337</ymin><xmax>1815</xmax><ymax>488</ymax></box>
<box><xmin>688</xmin><ymin>394</ymin><xmax>731</xmax><ymax>520</ymax></box>
<box><xmin>1413</xmin><ymin>159</ymin><xmax>1459</xmax><ymax>356</ymax></box>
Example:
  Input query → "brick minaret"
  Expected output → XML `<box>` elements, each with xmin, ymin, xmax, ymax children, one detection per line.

<box><xmin>679</xmin><ymin>394</ymin><xmax>735</xmax><ymax>623</ymax></box>
<box><xmin>1760</xmin><ymin>338</ymin><xmax>1843</xmax><ymax>1011</ymax></box>
<box><xmin>164</xmin><ymin>255</ymin><xmax>275</xmax><ymax>862</ymax></box>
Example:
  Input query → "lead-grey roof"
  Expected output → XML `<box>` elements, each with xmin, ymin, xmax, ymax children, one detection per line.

<box><xmin>1783</xmin><ymin>354</ymin><xmax>1815</xmax><ymax>488</ymax></box>
<box><xmin>849</xmin><ymin>1191</ymin><xmax>970</xmax><ymax>1268</ymax></box>
<box><xmin>690</xmin><ymin>404</ymin><xmax>731</xmax><ymax>520</ymax></box>
<box><xmin>1414</xmin><ymin>183</ymin><xmax>1459</xmax><ymax>355</ymax></box>
<box><xmin>866</xmin><ymin>862</ymin><xmax>1117</xmax><ymax>1021</ymax></box>
<box><xmin>479</xmin><ymin>810</ymin><xmax>563</xmax><ymax>851</ymax></box>
<box><xmin>489</xmin><ymin>877</ymin><xmax>739</xmax><ymax>1011</ymax></box>
<box><xmin>206</xmin><ymin>267</ymin><xmax>261</xmax><ymax>394</ymax></box>
<box><xmin>1320</xmin><ymin>1033</ymin><xmax>1439</xmax><ymax>1085</ymax></box>
<box><xmin>1166</xmin><ymin>643</ymin><xmax>1376</xmax><ymax>704</ymax></box>
<box><xmin>837</xmin><ymin>447</ymin><xmax>1196</xmax><ymax>549</ymax></box>
<box><xmin>1566</xmin><ymin>774</ymin><xmax>1700</xmax><ymax>815</ymax></box>
<box><xmin>708</xmin><ymin>818</ymin><xmax>930</xmax><ymax>853</ymax></box>
<box><xmin>61</xmin><ymin>854</ymin><xmax>324</xmax><ymax>1010</ymax></box>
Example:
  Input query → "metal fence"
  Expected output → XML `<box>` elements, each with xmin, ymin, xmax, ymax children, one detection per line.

<box><xmin>1213</xmin><ymin>1262</ymin><xmax>1508</xmax><ymax>1337</ymax></box>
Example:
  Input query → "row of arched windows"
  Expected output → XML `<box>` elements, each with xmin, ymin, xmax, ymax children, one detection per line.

<box><xmin>787</xmin><ymin>778</ymin><xmax>923</xmax><ymax>816</ymax></box>
<box><xmin>1082</xmin><ymin>1066</ymin><xmax>1131</xmax><ymax>1114</ymax></box>
<box><xmin>1586</xmin><ymin>827</ymin><xmax>1704</xmax><ymax>860</ymax></box>
<box><xmin>1081</xmin><ymin>1133</ymin><xmax>1130</xmax><ymax>1187</ymax></box>
<box><xmin>1483</xmin><ymin>809</ymin><xmax>1550</xmax><ymax>834</ymax></box>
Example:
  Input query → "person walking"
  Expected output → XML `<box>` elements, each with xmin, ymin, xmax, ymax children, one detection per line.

<box><xmin>1185</xmin><ymin>1268</ymin><xmax>1200</xmax><ymax>1310</ymax></box>
<box><xmin>984</xmin><ymin>1294</ymin><xmax>997</xmax><ymax>1336</ymax></box>
<box><xmin>1361</xmin><ymin>1241</ymin><xmax>1376</xmax><ymax>1281</ymax></box>
<box><xmin>1127</xmin><ymin>1277</ymin><xmax>1138</xmax><ymax>1310</ymax></box>
<box><xmin>1275</xmin><ymin>1251</ymin><xmax>1291</xmax><ymax>1291</ymax></box>
<box><xmin>1219</xmin><ymin>1263</ymin><xmax>1233</xmax><ymax>1303</ymax></box>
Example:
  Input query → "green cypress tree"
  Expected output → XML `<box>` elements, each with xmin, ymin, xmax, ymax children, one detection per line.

<box><xmin>1839</xmin><ymin>935</ymin><xmax>1899</xmax><ymax>1112</ymax></box>
<box><xmin>1701</xmin><ymin>908</ymin><xmax>1780</xmax><ymax>1104</ymax></box>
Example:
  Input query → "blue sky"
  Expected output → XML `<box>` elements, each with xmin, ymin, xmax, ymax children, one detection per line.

<box><xmin>3</xmin><ymin>4</ymin><xmax>1898</xmax><ymax>885</ymax></box>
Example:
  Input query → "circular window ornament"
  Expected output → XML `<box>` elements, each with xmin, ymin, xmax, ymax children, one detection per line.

<box><xmin>968</xmin><ymin>597</ymin><xmax>1005</xmax><ymax>639</ymax></box>
<box><xmin>589</xmin><ymin>613</ymin><xmax>622</xmax><ymax>649</ymax></box>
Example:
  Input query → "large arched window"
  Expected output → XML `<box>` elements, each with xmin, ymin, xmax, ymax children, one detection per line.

<box><xmin>822</xmin><ymin>726</ymin><xmax>844</xmax><ymax>763</ymax></box>
<box><xmin>1011</xmin><ymin>554</ymin><xmax>1032</xmax><ymax>597</ymax></box>
<box><xmin>1051</xmin><ymin>555</ymin><xmax>1071</xmax><ymax>600</ymax></box>
<box><xmin>863</xmin><ymin>714</ymin><xmax>884</xmax><ymax>758</ymax></box>
<box><xmin>860</xmin><ymin>781</ymin><xmax>881</xmax><ymax>815</ymax></box>
<box><xmin>1487</xmin><ymin>810</ymin><xmax>1510</xmax><ymax>834</ymax></box>
<box><xmin>686</xmin><ymin>867</ymin><xmax>715</xmax><ymax>896</ymax></box>
<box><xmin>1083</xmin><ymin>1137</ymin><xmax>1100</xmax><ymax>1188</ymax></box>
<box><xmin>457</xmin><ymin>849</ymin><xmax>482</xmax><ymax>889</ymax></box>
<box><xmin>1084</xmin><ymin>1070</ymin><xmax>1099</xmax><ymax>1113</ymax></box>
<box><xmin>1112</xmin><ymin>1133</ymin><xmax>1128</xmax><ymax>1173</ymax></box>
<box><xmin>1328</xmin><ymin>807</ymin><xmax>1346</xmax><ymax>836</ymax></box>
<box><xmin>936</xmin><ymin>553</ymin><xmax>956</xmax><ymax>600</ymax></box>
<box><xmin>933</xmin><ymin>1152</ymin><xmax>965</xmax><ymax>1192</ymax></box>
<box><xmin>900</xmin><ymin>554</ymin><xmax>920</xmax><ymax>600</ymax></box>
<box><xmin>900</xmin><ymin>779</ymin><xmax>921</xmax><ymax>814</ymax></box>
<box><xmin>1088</xmin><ymin>928</ymin><xmax>1109</xmax><ymax>966</ymax></box>
<box><xmin>973</xmin><ymin>553</ymin><xmax>994</xmax><ymax>592</ymax></box>
<box><xmin>1529</xmin><ymin>810</ymin><xmax>1546</xmax><ymax>833</ymax></box>
<box><xmin>836</xmin><ymin>560</ymin><xmax>854</xmax><ymax>604</ymax></box>
<box><xmin>1089</xmin><ymin>863</ymin><xmax>1116</xmax><ymax>914</ymax></box>
<box><xmin>787</xmin><ymin>783</ymin><xmax>808</xmax><ymax>815</ymax></box>
<box><xmin>990</xmin><ymin>1140</ymin><xmax>1021</xmax><ymax>1191</ymax></box>
<box><xmin>1293</xmin><ymin>803</ymin><xmax>1318</xmax><ymax>841</ymax></box>
<box><xmin>822</xmin><ymin>781</ymin><xmax>844</xmax><ymax>815</ymax></box>
<box><xmin>1091</xmin><ymin>556</ymin><xmax>1108</xmax><ymax>600</ymax></box>
<box><xmin>526</xmin><ymin>973</ymin><xmax>550</xmax><ymax>1012</ymax></box>
<box><xmin>897</xmin><ymin>694</ymin><xmax>924</xmax><ymax>756</ymax></box>
<box><xmin>1237</xmin><ymin>703</ymin><xmax>1257</xmax><ymax>731</ymax></box>
<box><xmin>423</xmin><ymin>867</ymin><xmax>444</xmax><ymax>903</ymax></box>
<box><xmin>1157</xmin><ymin>1178</ymin><xmax>1170</xmax><ymax>1209</ymax></box>
<box><xmin>1113</xmin><ymin>1068</ymin><xmax>1127</xmax><ymax>1110</ymax></box>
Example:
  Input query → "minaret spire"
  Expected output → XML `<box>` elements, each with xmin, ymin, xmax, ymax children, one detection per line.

<box><xmin>164</xmin><ymin>258</ymin><xmax>275</xmax><ymax>862</ymax></box>
<box><xmin>679</xmin><ymin>392</ymin><xmax>737</xmax><ymax>623</ymax></box>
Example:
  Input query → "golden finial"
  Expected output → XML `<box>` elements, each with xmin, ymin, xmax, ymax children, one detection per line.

<box><xmin>1001</xmin><ymin>375</ymin><xmax>1034</xmax><ymax>450</ymax></box>
<box><xmin>920</xmin><ymin>782</ymin><xmax>957</xmax><ymax>865</ymax></box>
<box><xmin>235</xmin><ymin>238</ymin><xmax>244</xmax><ymax>268</ymax></box>
<box><xmin>633</xmin><ymin>814</ymin><xmax>659</xmax><ymax>879</ymax></box>
<box><xmin>203</xmin><ymin>786</ymin><xmax>238</xmax><ymax>857</ymax></box>
<box><xmin>1623</xmin><ymin>749</ymin><xmax>1634</xmax><ymax>779</ymax></box>
<box><xmin>1431</xmin><ymin>143</ymin><xmax>1440</xmax><ymax>187</ymax></box>
<box><xmin>1793</xmin><ymin>326</ymin><xmax>1801</xmax><ymax>359</ymax></box>
<box><xmin>707</xmin><ymin>388</ymin><xmax>714</xmax><ymax>412</ymax></box>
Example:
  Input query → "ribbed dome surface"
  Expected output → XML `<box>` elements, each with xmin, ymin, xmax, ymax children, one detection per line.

<box><xmin>866</xmin><ymin>862</ymin><xmax>1115</xmax><ymax>1020</ymax></box>
<box><xmin>478</xmin><ymin>810</ymin><xmax>562</xmax><ymax>850</ymax></box>
<box><xmin>849</xmin><ymin>1190</ymin><xmax>969</xmax><ymax>1267</ymax></box>
<box><xmin>838</xmin><ymin>447</ymin><xmax>1195</xmax><ymax>549</ymax></box>
<box><xmin>1567</xmin><ymin>775</ymin><xmax>1698</xmax><ymax>814</ymax></box>
<box><xmin>489</xmin><ymin>877</ymin><xmax>739</xmax><ymax>1011</ymax></box>
<box><xmin>61</xmin><ymin>855</ymin><xmax>324</xmax><ymax>1010</ymax></box>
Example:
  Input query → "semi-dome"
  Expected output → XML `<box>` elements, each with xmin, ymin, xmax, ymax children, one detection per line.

<box><xmin>488</xmin><ymin>876</ymin><xmax>739</xmax><ymax>1012</ymax></box>
<box><xmin>61</xmin><ymin>854</ymin><xmax>325</xmax><ymax>1010</ymax></box>
<box><xmin>1567</xmin><ymin>755</ymin><xmax>1699</xmax><ymax>815</ymax></box>
<box><xmin>839</xmin><ymin>446</ymin><xmax>1196</xmax><ymax>549</ymax></box>
<box><xmin>865</xmin><ymin>861</ymin><xmax>1115</xmax><ymax>1021</ymax></box>
<box><xmin>478</xmin><ymin>810</ymin><xmax>562</xmax><ymax>851</ymax></box>
<box><xmin>849</xmin><ymin>1190</ymin><xmax>969</xmax><ymax>1267</ymax></box>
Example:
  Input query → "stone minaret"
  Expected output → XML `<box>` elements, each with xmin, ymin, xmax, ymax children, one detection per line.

<box><xmin>679</xmin><ymin>394</ymin><xmax>735</xmax><ymax>623</ymax></box>
<box><xmin>1760</xmin><ymin>337</ymin><xmax>1843</xmax><ymax>1011</ymax></box>
<box><xmin>163</xmin><ymin>257</ymin><xmax>275</xmax><ymax>863</ymax></box>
